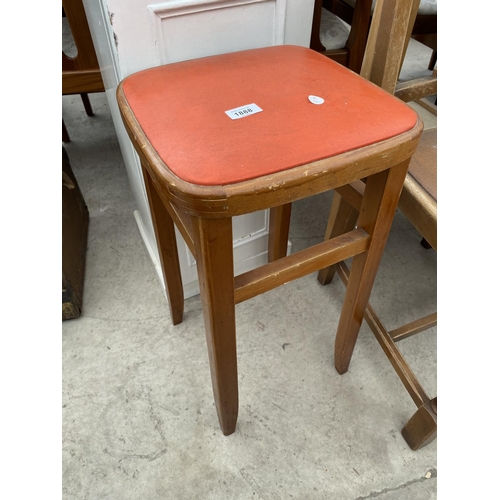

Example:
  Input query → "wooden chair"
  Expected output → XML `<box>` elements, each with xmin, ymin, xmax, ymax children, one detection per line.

<box><xmin>331</xmin><ymin>0</ymin><xmax>437</xmax><ymax>69</ymax></box>
<box><xmin>62</xmin><ymin>0</ymin><xmax>105</xmax><ymax>142</ymax></box>
<box><xmin>314</xmin><ymin>0</ymin><xmax>437</xmax><ymax>450</ymax></box>
<box><xmin>310</xmin><ymin>0</ymin><xmax>372</xmax><ymax>73</ymax></box>
<box><xmin>117</xmin><ymin>44</ymin><xmax>423</xmax><ymax>436</ymax></box>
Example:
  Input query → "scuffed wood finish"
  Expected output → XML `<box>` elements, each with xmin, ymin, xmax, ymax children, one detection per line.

<box><xmin>143</xmin><ymin>166</ymin><xmax>184</xmax><ymax>325</ymax></box>
<box><xmin>268</xmin><ymin>203</ymin><xmax>292</xmax><ymax>262</ymax></box>
<box><xmin>361</xmin><ymin>0</ymin><xmax>416</xmax><ymax>94</ymax></box>
<box><xmin>117</xmin><ymin>85</ymin><xmax>422</xmax><ymax>219</ymax></box>
<box><xmin>235</xmin><ymin>228</ymin><xmax>370</xmax><ymax>304</ymax></box>
<box><xmin>191</xmin><ymin>217</ymin><xmax>238</xmax><ymax>436</ymax></box>
<box><xmin>395</xmin><ymin>77</ymin><xmax>437</xmax><ymax>103</ymax></box>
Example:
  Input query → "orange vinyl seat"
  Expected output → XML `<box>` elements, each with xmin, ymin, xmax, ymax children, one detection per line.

<box><xmin>117</xmin><ymin>44</ymin><xmax>422</xmax><ymax>435</ymax></box>
<box><xmin>121</xmin><ymin>46</ymin><xmax>416</xmax><ymax>186</ymax></box>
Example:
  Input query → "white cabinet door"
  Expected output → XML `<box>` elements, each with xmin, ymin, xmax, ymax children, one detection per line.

<box><xmin>84</xmin><ymin>0</ymin><xmax>314</xmax><ymax>298</ymax></box>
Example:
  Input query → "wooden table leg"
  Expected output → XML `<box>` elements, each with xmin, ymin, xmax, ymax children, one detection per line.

<box><xmin>192</xmin><ymin>216</ymin><xmax>239</xmax><ymax>435</ymax></box>
<box><xmin>142</xmin><ymin>166</ymin><xmax>184</xmax><ymax>325</ymax></box>
<box><xmin>334</xmin><ymin>161</ymin><xmax>409</xmax><ymax>374</ymax></box>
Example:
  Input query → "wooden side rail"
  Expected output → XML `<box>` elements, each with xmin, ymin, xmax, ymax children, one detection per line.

<box><xmin>395</xmin><ymin>77</ymin><xmax>437</xmax><ymax>103</ymax></box>
<box><xmin>335</xmin><ymin>261</ymin><xmax>432</xmax><ymax>409</ymax></box>
<box><xmin>235</xmin><ymin>228</ymin><xmax>370</xmax><ymax>304</ymax></box>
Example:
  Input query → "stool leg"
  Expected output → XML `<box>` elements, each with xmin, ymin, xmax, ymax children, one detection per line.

<box><xmin>192</xmin><ymin>216</ymin><xmax>238</xmax><ymax>435</ymax></box>
<box><xmin>318</xmin><ymin>193</ymin><xmax>359</xmax><ymax>285</ymax></box>
<box><xmin>334</xmin><ymin>162</ymin><xmax>409</xmax><ymax>374</ymax></box>
<box><xmin>268</xmin><ymin>203</ymin><xmax>292</xmax><ymax>262</ymax></box>
<box><xmin>142</xmin><ymin>166</ymin><xmax>184</xmax><ymax>325</ymax></box>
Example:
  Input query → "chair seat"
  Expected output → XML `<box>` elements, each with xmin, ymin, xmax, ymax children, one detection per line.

<box><xmin>121</xmin><ymin>46</ymin><xmax>417</xmax><ymax>187</ymax></box>
<box><xmin>344</xmin><ymin>0</ymin><xmax>437</xmax><ymax>15</ymax></box>
<box><xmin>319</xmin><ymin>8</ymin><xmax>350</xmax><ymax>50</ymax></box>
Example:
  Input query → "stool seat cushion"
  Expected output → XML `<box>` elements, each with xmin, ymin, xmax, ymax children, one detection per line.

<box><xmin>121</xmin><ymin>45</ymin><xmax>417</xmax><ymax>186</ymax></box>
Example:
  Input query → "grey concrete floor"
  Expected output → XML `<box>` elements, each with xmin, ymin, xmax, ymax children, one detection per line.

<box><xmin>62</xmin><ymin>46</ymin><xmax>437</xmax><ymax>500</ymax></box>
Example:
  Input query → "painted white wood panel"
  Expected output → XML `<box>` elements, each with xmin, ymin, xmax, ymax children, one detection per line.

<box><xmin>83</xmin><ymin>0</ymin><xmax>314</xmax><ymax>299</ymax></box>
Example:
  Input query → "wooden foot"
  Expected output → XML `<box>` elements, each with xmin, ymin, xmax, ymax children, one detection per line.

<box><xmin>334</xmin><ymin>162</ymin><xmax>409</xmax><ymax>374</ymax></box>
<box><xmin>318</xmin><ymin>193</ymin><xmax>358</xmax><ymax>285</ymax></box>
<box><xmin>268</xmin><ymin>203</ymin><xmax>292</xmax><ymax>262</ymax></box>
<box><xmin>401</xmin><ymin>397</ymin><xmax>437</xmax><ymax>450</ymax></box>
<box><xmin>192</xmin><ymin>217</ymin><xmax>238</xmax><ymax>435</ymax></box>
<box><xmin>142</xmin><ymin>166</ymin><xmax>184</xmax><ymax>325</ymax></box>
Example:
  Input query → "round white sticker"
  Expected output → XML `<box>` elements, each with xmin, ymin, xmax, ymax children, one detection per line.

<box><xmin>308</xmin><ymin>95</ymin><xmax>324</xmax><ymax>105</ymax></box>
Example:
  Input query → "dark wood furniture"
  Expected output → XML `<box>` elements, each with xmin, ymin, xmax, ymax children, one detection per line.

<box><xmin>117</xmin><ymin>44</ymin><xmax>422</xmax><ymax>435</ymax></box>
<box><xmin>310</xmin><ymin>0</ymin><xmax>372</xmax><ymax>73</ymax></box>
<box><xmin>329</xmin><ymin>0</ymin><xmax>437</xmax><ymax>69</ymax></box>
<box><xmin>62</xmin><ymin>0</ymin><xmax>105</xmax><ymax>142</ymax></box>
<box><xmin>62</xmin><ymin>147</ymin><xmax>89</xmax><ymax>320</ymax></box>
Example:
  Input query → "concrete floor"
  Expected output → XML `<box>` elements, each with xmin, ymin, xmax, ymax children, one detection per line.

<box><xmin>62</xmin><ymin>43</ymin><xmax>437</xmax><ymax>499</ymax></box>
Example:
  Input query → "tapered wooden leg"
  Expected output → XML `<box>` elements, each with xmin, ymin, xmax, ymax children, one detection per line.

<box><xmin>142</xmin><ymin>166</ymin><xmax>184</xmax><ymax>325</ymax></box>
<box><xmin>334</xmin><ymin>161</ymin><xmax>409</xmax><ymax>374</ymax></box>
<box><xmin>317</xmin><ymin>193</ymin><xmax>359</xmax><ymax>285</ymax></box>
<box><xmin>80</xmin><ymin>93</ymin><xmax>94</xmax><ymax>116</ymax></box>
<box><xmin>268</xmin><ymin>203</ymin><xmax>292</xmax><ymax>262</ymax></box>
<box><xmin>401</xmin><ymin>397</ymin><xmax>437</xmax><ymax>450</ymax></box>
<box><xmin>192</xmin><ymin>216</ymin><xmax>238</xmax><ymax>435</ymax></box>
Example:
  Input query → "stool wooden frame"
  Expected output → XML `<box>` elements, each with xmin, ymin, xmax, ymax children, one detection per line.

<box><xmin>117</xmin><ymin>49</ymin><xmax>422</xmax><ymax>436</ymax></box>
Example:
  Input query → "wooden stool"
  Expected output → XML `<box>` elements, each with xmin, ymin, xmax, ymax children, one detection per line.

<box><xmin>117</xmin><ymin>45</ymin><xmax>422</xmax><ymax>435</ymax></box>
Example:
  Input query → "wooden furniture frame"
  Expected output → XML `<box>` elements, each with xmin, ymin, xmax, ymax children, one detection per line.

<box><xmin>329</xmin><ymin>0</ymin><xmax>437</xmax><ymax>69</ymax></box>
<box><xmin>314</xmin><ymin>0</ymin><xmax>437</xmax><ymax>450</ymax></box>
<box><xmin>62</xmin><ymin>0</ymin><xmax>105</xmax><ymax>141</ymax></box>
<box><xmin>117</xmin><ymin>46</ymin><xmax>422</xmax><ymax>436</ymax></box>
<box><xmin>310</xmin><ymin>0</ymin><xmax>372</xmax><ymax>73</ymax></box>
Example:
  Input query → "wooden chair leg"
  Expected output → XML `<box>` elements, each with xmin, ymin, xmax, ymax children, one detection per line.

<box><xmin>428</xmin><ymin>50</ymin><xmax>437</xmax><ymax>71</ymax></box>
<box><xmin>192</xmin><ymin>216</ymin><xmax>238</xmax><ymax>435</ymax></box>
<box><xmin>401</xmin><ymin>397</ymin><xmax>437</xmax><ymax>450</ymax></box>
<box><xmin>420</xmin><ymin>237</ymin><xmax>432</xmax><ymax>249</ymax></box>
<box><xmin>334</xmin><ymin>161</ymin><xmax>409</xmax><ymax>374</ymax></box>
<box><xmin>268</xmin><ymin>203</ymin><xmax>292</xmax><ymax>263</ymax></box>
<box><xmin>80</xmin><ymin>93</ymin><xmax>94</xmax><ymax>116</ymax></box>
<box><xmin>142</xmin><ymin>166</ymin><xmax>184</xmax><ymax>325</ymax></box>
<box><xmin>318</xmin><ymin>193</ymin><xmax>359</xmax><ymax>285</ymax></box>
<box><xmin>62</xmin><ymin>119</ymin><xmax>71</xmax><ymax>143</ymax></box>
